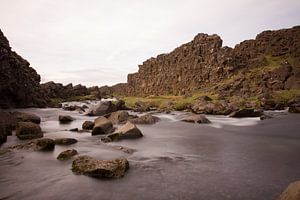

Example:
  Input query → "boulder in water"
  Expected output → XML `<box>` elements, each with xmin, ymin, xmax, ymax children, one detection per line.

<box><xmin>57</xmin><ymin>149</ymin><xmax>78</xmax><ymax>160</ymax></box>
<box><xmin>129</xmin><ymin>114</ymin><xmax>160</xmax><ymax>125</ymax></box>
<box><xmin>181</xmin><ymin>114</ymin><xmax>211</xmax><ymax>124</ymax></box>
<box><xmin>58</xmin><ymin>115</ymin><xmax>74</xmax><ymax>123</ymax></box>
<box><xmin>10</xmin><ymin>138</ymin><xmax>55</xmax><ymax>151</ymax></box>
<box><xmin>106</xmin><ymin>122</ymin><xmax>143</xmax><ymax>142</ymax></box>
<box><xmin>72</xmin><ymin>155</ymin><xmax>129</xmax><ymax>178</ymax></box>
<box><xmin>54</xmin><ymin>138</ymin><xmax>78</xmax><ymax>145</ymax></box>
<box><xmin>92</xmin><ymin>117</ymin><xmax>114</xmax><ymax>135</ymax></box>
<box><xmin>82</xmin><ymin>121</ymin><xmax>94</xmax><ymax>130</ymax></box>
<box><xmin>16</xmin><ymin>122</ymin><xmax>43</xmax><ymax>140</ymax></box>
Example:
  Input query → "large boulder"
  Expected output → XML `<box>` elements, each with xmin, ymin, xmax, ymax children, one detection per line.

<box><xmin>191</xmin><ymin>100</ymin><xmax>233</xmax><ymax>115</ymax></box>
<box><xmin>10</xmin><ymin>138</ymin><xmax>55</xmax><ymax>151</ymax></box>
<box><xmin>181</xmin><ymin>114</ymin><xmax>211</xmax><ymax>124</ymax></box>
<box><xmin>106</xmin><ymin>122</ymin><xmax>143</xmax><ymax>142</ymax></box>
<box><xmin>115</xmin><ymin>100</ymin><xmax>129</xmax><ymax>110</ymax></box>
<box><xmin>57</xmin><ymin>149</ymin><xmax>78</xmax><ymax>161</ymax></box>
<box><xmin>87</xmin><ymin>101</ymin><xmax>117</xmax><ymax>116</ymax></box>
<box><xmin>106</xmin><ymin>111</ymin><xmax>134</xmax><ymax>124</ymax></box>
<box><xmin>54</xmin><ymin>138</ymin><xmax>78</xmax><ymax>145</ymax></box>
<box><xmin>82</xmin><ymin>121</ymin><xmax>94</xmax><ymax>130</ymax></box>
<box><xmin>92</xmin><ymin>117</ymin><xmax>114</xmax><ymax>135</ymax></box>
<box><xmin>229</xmin><ymin>108</ymin><xmax>262</xmax><ymax>118</ymax></box>
<box><xmin>129</xmin><ymin>114</ymin><xmax>160</xmax><ymax>125</ymax></box>
<box><xmin>16</xmin><ymin>122</ymin><xmax>43</xmax><ymax>140</ymax></box>
<box><xmin>58</xmin><ymin>115</ymin><xmax>74</xmax><ymax>123</ymax></box>
<box><xmin>72</xmin><ymin>156</ymin><xmax>129</xmax><ymax>178</ymax></box>
<box><xmin>277</xmin><ymin>181</ymin><xmax>300</xmax><ymax>200</ymax></box>
<box><xmin>11</xmin><ymin>112</ymin><xmax>41</xmax><ymax>124</ymax></box>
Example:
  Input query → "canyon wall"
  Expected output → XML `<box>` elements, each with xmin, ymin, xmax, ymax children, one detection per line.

<box><xmin>0</xmin><ymin>29</ymin><xmax>47</xmax><ymax>108</ymax></box>
<box><xmin>114</xmin><ymin>26</ymin><xmax>300</xmax><ymax>97</ymax></box>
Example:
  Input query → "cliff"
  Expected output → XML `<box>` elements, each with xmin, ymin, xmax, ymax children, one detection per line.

<box><xmin>112</xmin><ymin>26</ymin><xmax>300</xmax><ymax>99</ymax></box>
<box><xmin>0</xmin><ymin>29</ymin><xmax>47</xmax><ymax>108</ymax></box>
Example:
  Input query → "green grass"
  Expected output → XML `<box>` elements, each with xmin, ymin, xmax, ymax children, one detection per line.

<box><xmin>122</xmin><ymin>91</ymin><xmax>218</xmax><ymax>110</ymax></box>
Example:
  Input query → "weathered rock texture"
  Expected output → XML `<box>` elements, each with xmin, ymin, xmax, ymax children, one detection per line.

<box><xmin>108</xmin><ymin>26</ymin><xmax>300</xmax><ymax>98</ymax></box>
<box><xmin>40</xmin><ymin>81</ymin><xmax>89</xmax><ymax>100</ymax></box>
<box><xmin>0</xmin><ymin>29</ymin><xmax>47</xmax><ymax>108</ymax></box>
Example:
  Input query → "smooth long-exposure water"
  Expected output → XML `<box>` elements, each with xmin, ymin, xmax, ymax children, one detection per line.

<box><xmin>0</xmin><ymin>106</ymin><xmax>300</xmax><ymax>200</ymax></box>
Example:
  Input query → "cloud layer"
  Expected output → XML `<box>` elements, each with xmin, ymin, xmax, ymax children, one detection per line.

<box><xmin>0</xmin><ymin>0</ymin><xmax>299</xmax><ymax>86</ymax></box>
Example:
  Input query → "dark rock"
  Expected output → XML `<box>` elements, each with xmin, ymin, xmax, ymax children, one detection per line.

<box><xmin>54</xmin><ymin>138</ymin><xmax>78</xmax><ymax>145</ymax></box>
<box><xmin>191</xmin><ymin>100</ymin><xmax>232</xmax><ymax>115</ymax></box>
<box><xmin>82</xmin><ymin>121</ymin><xmax>94</xmax><ymax>130</ymax></box>
<box><xmin>129</xmin><ymin>114</ymin><xmax>160</xmax><ymax>124</ymax></box>
<box><xmin>181</xmin><ymin>114</ymin><xmax>211</xmax><ymax>123</ymax></box>
<box><xmin>16</xmin><ymin>122</ymin><xmax>43</xmax><ymax>140</ymax></box>
<box><xmin>57</xmin><ymin>149</ymin><xmax>78</xmax><ymax>160</ymax></box>
<box><xmin>41</xmin><ymin>81</ymin><xmax>89</xmax><ymax>102</ymax></box>
<box><xmin>87</xmin><ymin>101</ymin><xmax>117</xmax><ymax>116</ymax></box>
<box><xmin>92</xmin><ymin>117</ymin><xmax>114</xmax><ymax>135</ymax></box>
<box><xmin>0</xmin><ymin>29</ymin><xmax>47</xmax><ymax>108</ymax></box>
<box><xmin>277</xmin><ymin>180</ymin><xmax>300</xmax><ymax>200</ymax></box>
<box><xmin>106</xmin><ymin>122</ymin><xmax>143</xmax><ymax>141</ymax></box>
<box><xmin>106</xmin><ymin>111</ymin><xmax>134</xmax><ymax>124</ymax></box>
<box><xmin>115</xmin><ymin>100</ymin><xmax>129</xmax><ymax>110</ymax></box>
<box><xmin>72</xmin><ymin>156</ymin><xmax>129</xmax><ymax>178</ymax></box>
<box><xmin>69</xmin><ymin>128</ymin><xmax>79</xmax><ymax>132</ymax></box>
<box><xmin>11</xmin><ymin>112</ymin><xmax>41</xmax><ymax>124</ymax></box>
<box><xmin>58</xmin><ymin>115</ymin><xmax>74</xmax><ymax>123</ymax></box>
<box><xmin>229</xmin><ymin>108</ymin><xmax>262</xmax><ymax>118</ymax></box>
<box><xmin>10</xmin><ymin>138</ymin><xmax>55</xmax><ymax>151</ymax></box>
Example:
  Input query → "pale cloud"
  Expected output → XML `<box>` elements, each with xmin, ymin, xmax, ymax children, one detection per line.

<box><xmin>0</xmin><ymin>0</ymin><xmax>299</xmax><ymax>86</ymax></box>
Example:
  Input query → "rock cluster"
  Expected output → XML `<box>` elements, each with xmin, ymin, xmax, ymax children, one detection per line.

<box><xmin>40</xmin><ymin>81</ymin><xmax>89</xmax><ymax>100</ymax></box>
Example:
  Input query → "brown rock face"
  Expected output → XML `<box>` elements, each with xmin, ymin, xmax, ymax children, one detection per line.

<box><xmin>0</xmin><ymin>29</ymin><xmax>47</xmax><ymax>108</ymax></box>
<box><xmin>106</xmin><ymin>26</ymin><xmax>300</xmax><ymax>99</ymax></box>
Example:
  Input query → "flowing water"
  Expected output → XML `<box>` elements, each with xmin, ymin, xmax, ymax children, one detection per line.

<box><xmin>0</xmin><ymin>105</ymin><xmax>300</xmax><ymax>200</ymax></box>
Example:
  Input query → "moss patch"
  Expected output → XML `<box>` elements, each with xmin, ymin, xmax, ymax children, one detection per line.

<box><xmin>273</xmin><ymin>89</ymin><xmax>300</xmax><ymax>104</ymax></box>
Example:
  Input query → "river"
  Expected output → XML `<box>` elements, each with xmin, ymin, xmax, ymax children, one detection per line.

<box><xmin>0</xmin><ymin>105</ymin><xmax>300</xmax><ymax>200</ymax></box>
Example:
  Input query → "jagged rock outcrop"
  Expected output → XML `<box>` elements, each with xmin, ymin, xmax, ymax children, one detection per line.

<box><xmin>108</xmin><ymin>26</ymin><xmax>300</xmax><ymax>100</ymax></box>
<box><xmin>0</xmin><ymin>29</ymin><xmax>47</xmax><ymax>108</ymax></box>
<box><xmin>40</xmin><ymin>81</ymin><xmax>89</xmax><ymax>100</ymax></box>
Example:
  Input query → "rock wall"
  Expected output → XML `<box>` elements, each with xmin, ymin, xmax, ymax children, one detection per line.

<box><xmin>0</xmin><ymin>29</ymin><xmax>47</xmax><ymax>108</ymax></box>
<box><xmin>120</xmin><ymin>26</ymin><xmax>300</xmax><ymax>97</ymax></box>
<box><xmin>40</xmin><ymin>81</ymin><xmax>89</xmax><ymax>99</ymax></box>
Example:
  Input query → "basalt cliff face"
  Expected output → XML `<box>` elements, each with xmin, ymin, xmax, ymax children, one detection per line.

<box><xmin>111</xmin><ymin>26</ymin><xmax>300</xmax><ymax>98</ymax></box>
<box><xmin>0</xmin><ymin>29</ymin><xmax>47</xmax><ymax>108</ymax></box>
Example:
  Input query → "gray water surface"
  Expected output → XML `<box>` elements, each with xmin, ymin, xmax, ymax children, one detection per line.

<box><xmin>0</xmin><ymin>108</ymin><xmax>300</xmax><ymax>200</ymax></box>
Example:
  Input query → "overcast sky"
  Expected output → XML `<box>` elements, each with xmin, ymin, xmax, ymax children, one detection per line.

<box><xmin>0</xmin><ymin>0</ymin><xmax>299</xmax><ymax>87</ymax></box>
